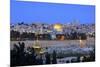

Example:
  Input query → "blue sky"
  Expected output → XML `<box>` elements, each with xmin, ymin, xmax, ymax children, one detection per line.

<box><xmin>10</xmin><ymin>0</ymin><xmax>95</xmax><ymax>24</ymax></box>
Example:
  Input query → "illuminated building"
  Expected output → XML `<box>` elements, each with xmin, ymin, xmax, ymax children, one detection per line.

<box><xmin>53</xmin><ymin>24</ymin><xmax>63</xmax><ymax>32</ymax></box>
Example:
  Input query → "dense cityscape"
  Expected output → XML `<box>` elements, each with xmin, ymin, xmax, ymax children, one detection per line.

<box><xmin>10</xmin><ymin>22</ymin><xmax>95</xmax><ymax>66</ymax></box>
<box><xmin>10</xmin><ymin>22</ymin><xmax>95</xmax><ymax>40</ymax></box>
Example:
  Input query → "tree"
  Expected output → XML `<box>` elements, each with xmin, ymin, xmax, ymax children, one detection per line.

<box><xmin>10</xmin><ymin>30</ymin><xmax>20</xmax><ymax>40</ymax></box>
<box><xmin>52</xmin><ymin>50</ymin><xmax>57</xmax><ymax>64</ymax></box>
<box><xmin>45</xmin><ymin>52</ymin><xmax>51</xmax><ymax>64</ymax></box>
<box><xmin>11</xmin><ymin>42</ymin><xmax>26</xmax><ymax>66</ymax></box>
<box><xmin>20</xmin><ymin>32</ymin><xmax>28</xmax><ymax>40</ymax></box>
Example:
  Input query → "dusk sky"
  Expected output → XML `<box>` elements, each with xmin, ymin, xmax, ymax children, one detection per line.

<box><xmin>10</xmin><ymin>0</ymin><xmax>95</xmax><ymax>24</ymax></box>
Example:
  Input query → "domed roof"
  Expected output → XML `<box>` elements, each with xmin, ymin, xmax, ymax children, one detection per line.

<box><xmin>53</xmin><ymin>24</ymin><xmax>63</xmax><ymax>31</ymax></box>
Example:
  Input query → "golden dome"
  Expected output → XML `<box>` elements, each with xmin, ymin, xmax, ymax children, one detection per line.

<box><xmin>54</xmin><ymin>24</ymin><xmax>63</xmax><ymax>31</ymax></box>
